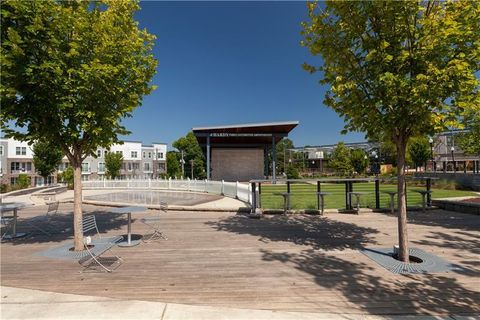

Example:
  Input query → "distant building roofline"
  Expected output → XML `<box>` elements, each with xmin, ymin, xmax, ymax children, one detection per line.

<box><xmin>192</xmin><ymin>120</ymin><xmax>299</xmax><ymax>131</ymax></box>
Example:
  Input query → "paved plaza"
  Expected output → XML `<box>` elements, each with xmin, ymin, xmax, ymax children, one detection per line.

<box><xmin>1</xmin><ymin>201</ymin><xmax>479</xmax><ymax>318</ymax></box>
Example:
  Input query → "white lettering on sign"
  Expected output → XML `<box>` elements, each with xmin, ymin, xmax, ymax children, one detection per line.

<box><xmin>210</xmin><ymin>133</ymin><xmax>273</xmax><ymax>137</ymax></box>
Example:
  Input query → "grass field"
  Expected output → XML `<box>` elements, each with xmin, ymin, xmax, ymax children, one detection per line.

<box><xmin>259</xmin><ymin>182</ymin><xmax>478</xmax><ymax>210</ymax></box>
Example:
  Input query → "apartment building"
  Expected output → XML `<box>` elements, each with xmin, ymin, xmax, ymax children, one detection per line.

<box><xmin>0</xmin><ymin>138</ymin><xmax>167</xmax><ymax>187</ymax></box>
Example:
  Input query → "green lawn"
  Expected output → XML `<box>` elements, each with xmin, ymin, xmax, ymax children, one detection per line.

<box><xmin>259</xmin><ymin>182</ymin><xmax>477</xmax><ymax>210</ymax></box>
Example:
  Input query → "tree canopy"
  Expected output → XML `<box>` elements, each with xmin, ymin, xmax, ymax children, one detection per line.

<box><xmin>302</xmin><ymin>1</ymin><xmax>479</xmax><ymax>141</ymax></box>
<box><xmin>0</xmin><ymin>0</ymin><xmax>157</xmax><ymax>250</ymax></box>
<box><xmin>302</xmin><ymin>0</ymin><xmax>480</xmax><ymax>261</ymax></box>
<box><xmin>458</xmin><ymin>110</ymin><xmax>480</xmax><ymax>156</ymax></box>
<box><xmin>32</xmin><ymin>139</ymin><xmax>64</xmax><ymax>182</ymax></box>
<box><xmin>105</xmin><ymin>152</ymin><xmax>123</xmax><ymax>179</ymax></box>
<box><xmin>408</xmin><ymin>137</ymin><xmax>431</xmax><ymax>171</ymax></box>
<box><xmin>172</xmin><ymin>132</ymin><xmax>206</xmax><ymax>179</ymax></box>
<box><xmin>276</xmin><ymin>138</ymin><xmax>295</xmax><ymax>174</ymax></box>
<box><xmin>328</xmin><ymin>142</ymin><xmax>353</xmax><ymax>176</ymax></box>
<box><xmin>166</xmin><ymin>151</ymin><xmax>182</xmax><ymax>178</ymax></box>
<box><xmin>350</xmin><ymin>149</ymin><xmax>369</xmax><ymax>175</ymax></box>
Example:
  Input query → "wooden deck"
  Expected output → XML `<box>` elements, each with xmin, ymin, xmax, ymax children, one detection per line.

<box><xmin>1</xmin><ymin>203</ymin><xmax>479</xmax><ymax>316</ymax></box>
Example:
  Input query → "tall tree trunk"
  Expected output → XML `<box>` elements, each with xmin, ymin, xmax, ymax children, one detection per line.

<box><xmin>73</xmin><ymin>161</ymin><xmax>84</xmax><ymax>251</ymax></box>
<box><xmin>396</xmin><ymin>136</ymin><xmax>410</xmax><ymax>262</ymax></box>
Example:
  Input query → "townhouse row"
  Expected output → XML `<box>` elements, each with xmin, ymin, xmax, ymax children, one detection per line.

<box><xmin>0</xmin><ymin>138</ymin><xmax>167</xmax><ymax>187</ymax></box>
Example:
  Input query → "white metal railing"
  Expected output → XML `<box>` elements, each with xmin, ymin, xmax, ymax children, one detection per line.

<box><xmin>82</xmin><ymin>178</ymin><xmax>251</xmax><ymax>204</ymax></box>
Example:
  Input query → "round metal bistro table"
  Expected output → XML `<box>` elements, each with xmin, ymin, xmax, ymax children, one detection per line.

<box><xmin>1</xmin><ymin>202</ymin><xmax>29</xmax><ymax>240</ymax></box>
<box><xmin>111</xmin><ymin>206</ymin><xmax>147</xmax><ymax>247</ymax></box>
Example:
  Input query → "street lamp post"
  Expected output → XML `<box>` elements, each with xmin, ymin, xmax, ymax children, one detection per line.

<box><xmin>371</xmin><ymin>151</ymin><xmax>379</xmax><ymax>176</ymax></box>
<box><xmin>189</xmin><ymin>159</ymin><xmax>194</xmax><ymax>179</ymax></box>
<box><xmin>428</xmin><ymin>137</ymin><xmax>434</xmax><ymax>172</ymax></box>
<box><xmin>451</xmin><ymin>146</ymin><xmax>456</xmax><ymax>173</ymax></box>
<box><xmin>180</xmin><ymin>150</ymin><xmax>185</xmax><ymax>178</ymax></box>
<box><xmin>364</xmin><ymin>154</ymin><xmax>368</xmax><ymax>175</ymax></box>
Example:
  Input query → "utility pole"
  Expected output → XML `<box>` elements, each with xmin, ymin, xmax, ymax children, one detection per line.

<box><xmin>154</xmin><ymin>147</ymin><xmax>157</xmax><ymax>179</ymax></box>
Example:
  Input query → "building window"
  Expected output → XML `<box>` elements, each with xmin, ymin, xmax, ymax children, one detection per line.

<box><xmin>0</xmin><ymin>145</ymin><xmax>3</xmax><ymax>156</ymax></box>
<box><xmin>131</xmin><ymin>151</ymin><xmax>137</xmax><ymax>158</ymax></box>
<box><xmin>58</xmin><ymin>163</ymin><xmax>69</xmax><ymax>171</ymax></box>
<box><xmin>133</xmin><ymin>163</ymin><xmax>139</xmax><ymax>170</ymax></box>
<box><xmin>116</xmin><ymin>151</ymin><xmax>123</xmax><ymax>156</ymax></box>
<box><xmin>104</xmin><ymin>150</ymin><xmax>109</xmax><ymax>156</ymax></box>
<box><xmin>157</xmin><ymin>152</ymin><xmax>164</xmax><ymax>159</ymax></box>
<box><xmin>10</xmin><ymin>177</ymin><xmax>17</xmax><ymax>185</ymax></box>
<box><xmin>143</xmin><ymin>152</ymin><xmax>146</xmax><ymax>158</ymax></box>
<box><xmin>81</xmin><ymin>163</ymin><xmax>90</xmax><ymax>173</ymax></box>
<box><xmin>144</xmin><ymin>163</ymin><xmax>150</xmax><ymax>171</ymax></box>
<box><xmin>10</xmin><ymin>162</ymin><xmax>32</xmax><ymax>172</ymax></box>
<box><xmin>148</xmin><ymin>152</ymin><xmax>151</xmax><ymax>159</ymax></box>
<box><xmin>81</xmin><ymin>175</ymin><xmax>89</xmax><ymax>181</ymax></box>
<box><xmin>16</xmin><ymin>147</ymin><xmax>26</xmax><ymax>155</ymax></box>
<box><xmin>97</xmin><ymin>150</ymin><xmax>102</xmax><ymax>157</ymax></box>
<box><xmin>128</xmin><ymin>163</ymin><xmax>132</xmax><ymax>171</ymax></box>
<box><xmin>98</xmin><ymin>163</ymin><xmax>105</xmax><ymax>172</ymax></box>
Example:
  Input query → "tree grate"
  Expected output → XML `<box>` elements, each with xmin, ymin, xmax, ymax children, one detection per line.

<box><xmin>35</xmin><ymin>239</ymin><xmax>119</xmax><ymax>261</ymax></box>
<box><xmin>360</xmin><ymin>247</ymin><xmax>465</xmax><ymax>274</ymax></box>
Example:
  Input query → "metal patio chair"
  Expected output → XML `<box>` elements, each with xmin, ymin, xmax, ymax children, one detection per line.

<box><xmin>1</xmin><ymin>211</ymin><xmax>15</xmax><ymax>240</ymax></box>
<box><xmin>26</xmin><ymin>201</ymin><xmax>62</xmax><ymax>236</ymax></box>
<box><xmin>78</xmin><ymin>214</ymin><xmax>123</xmax><ymax>273</ymax></box>
<box><xmin>141</xmin><ymin>201</ymin><xmax>168</xmax><ymax>242</ymax></box>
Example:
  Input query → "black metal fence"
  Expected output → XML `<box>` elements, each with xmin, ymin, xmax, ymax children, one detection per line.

<box><xmin>250</xmin><ymin>177</ymin><xmax>435</xmax><ymax>212</ymax></box>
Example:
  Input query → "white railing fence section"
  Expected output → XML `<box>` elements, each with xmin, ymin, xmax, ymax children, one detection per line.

<box><xmin>82</xmin><ymin>178</ymin><xmax>251</xmax><ymax>204</ymax></box>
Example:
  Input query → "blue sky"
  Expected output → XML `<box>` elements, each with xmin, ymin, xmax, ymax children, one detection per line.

<box><xmin>121</xmin><ymin>1</ymin><xmax>366</xmax><ymax>147</ymax></box>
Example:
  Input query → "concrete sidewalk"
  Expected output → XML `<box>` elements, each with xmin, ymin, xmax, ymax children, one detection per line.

<box><xmin>0</xmin><ymin>286</ymin><xmax>472</xmax><ymax>320</ymax></box>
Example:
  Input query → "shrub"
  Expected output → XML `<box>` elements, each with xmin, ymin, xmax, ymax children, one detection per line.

<box><xmin>60</xmin><ymin>167</ymin><xmax>74</xmax><ymax>189</ymax></box>
<box><xmin>16</xmin><ymin>174</ymin><xmax>31</xmax><ymax>189</ymax></box>
<box><xmin>286</xmin><ymin>165</ymin><xmax>300</xmax><ymax>179</ymax></box>
<box><xmin>0</xmin><ymin>184</ymin><xmax>9</xmax><ymax>193</ymax></box>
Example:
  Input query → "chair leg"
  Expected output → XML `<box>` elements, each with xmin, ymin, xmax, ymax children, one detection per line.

<box><xmin>80</xmin><ymin>245</ymin><xmax>123</xmax><ymax>273</ymax></box>
<box><xmin>28</xmin><ymin>223</ymin><xmax>52</xmax><ymax>236</ymax></box>
<box><xmin>142</xmin><ymin>221</ymin><xmax>168</xmax><ymax>242</ymax></box>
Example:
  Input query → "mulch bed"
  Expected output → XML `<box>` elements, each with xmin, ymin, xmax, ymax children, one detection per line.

<box><xmin>461</xmin><ymin>197</ymin><xmax>480</xmax><ymax>203</ymax></box>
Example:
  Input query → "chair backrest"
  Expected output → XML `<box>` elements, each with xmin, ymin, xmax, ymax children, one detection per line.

<box><xmin>82</xmin><ymin>215</ymin><xmax>101</xmax><ymax>238</ymax></box>
<box><xmin>47</xmin><ymin>201</ymin><xmax>59</xmax><ymax>215</ymax></box>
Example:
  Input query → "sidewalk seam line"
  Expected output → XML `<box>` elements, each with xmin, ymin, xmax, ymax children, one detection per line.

<box><xmin>160</xmin><ymin>303</ymin><xmax>168</xmax><ymax>320</ymax></box>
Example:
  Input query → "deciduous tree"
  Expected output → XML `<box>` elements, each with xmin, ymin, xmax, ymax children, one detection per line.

<box><xmin>302</xmin><ymin>1</ymin><xmax>479</xmax><ymax>261</ymax></box>
<box><xmin>1</xmin><ymin>0</ymin><xmax>157</xmax><ymax>250</ymax></box>
<box><xmin>350</xmin><ymin>149</ymin><xmax>369</xmax><ymax>175</ymax></box>
<box><xmin>105</xmin><ymin>152</ymin><xmax>123</xmax><ymax>179</ymax></box>
<box><xmin>329</xmin><ymin>142</ymin><xmax>353</xmax><ymax>176</ymax></box>
<box><xmin>166</xmin><ymin>151</ymin><xmax>182</xmax><ymax>178</ymax></box>
<box><xmin>276</xmin><ymin>138</ymin><xmax>295</xmax><ymax>174</ymax></box>
<box><xmin>458</xmin><ymin>108</ymin><xmax>480</xmax><ymax>156</ymax></box>
<box><xmin>33</xmin><ymin>139</ymin><xmax>63</xmax><ymax>184</ymax></box>
<box><xmin>172</xmin><ymin>132</ymin><xmax>206</xmax><ymax>179</ymax></box>
<box><xmin>408</xmin><ymin>137</ymin><xmax>431</xmax><ymax>171</ymax></box>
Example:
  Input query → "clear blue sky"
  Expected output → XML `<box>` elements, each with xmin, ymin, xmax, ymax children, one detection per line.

<box><xmin>122</xmin><ymin>1</ymin><xmax>366</xmax><ymax>147</ymax></box>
